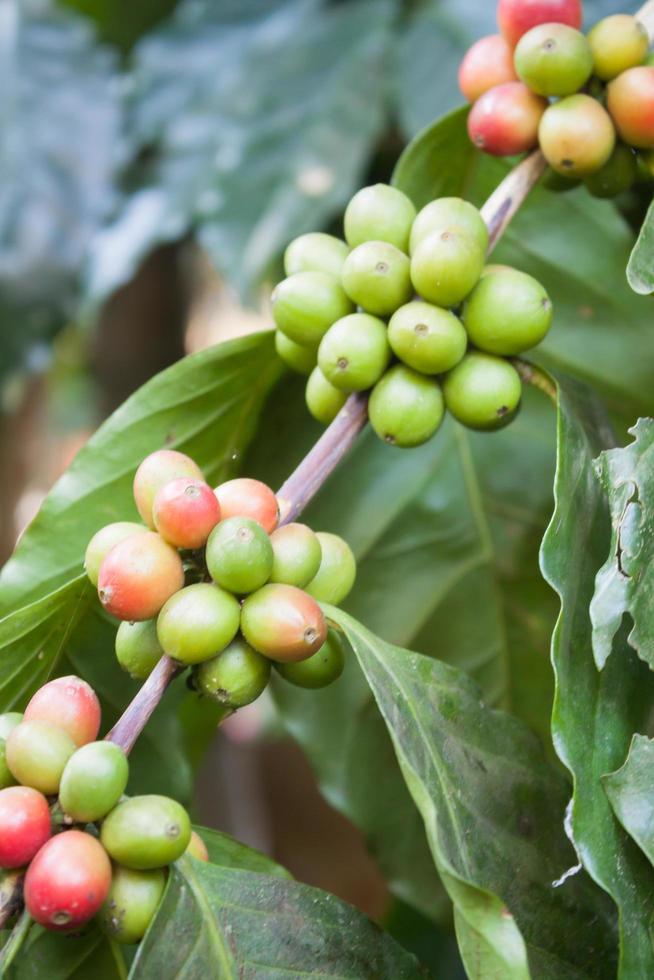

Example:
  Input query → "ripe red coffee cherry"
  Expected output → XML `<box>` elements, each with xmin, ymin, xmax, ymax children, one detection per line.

<box><xmin>157</xmin><ymin>583</ymin><xmax>241</xmax><ymax>665</ymax></box>
<box><xmin>84</xmin><ymin>522</ymin><xmax>144</xmax><ymax>587</ymax></box>
<box><xmin>193</xmin><ymin>636</ymin><xmax>271</xmax><ymax>708</ymax></box>
<box><xmin>241</xmin><ymin>584</ymin><xmax>327</xmax><ymax>662</ymax></box>
<box><xmin>607</xmin><ymin>68</ymin><xmax>654</xmax><ymax>149</ymax></box>
<box><xmin>458</xmin><ymin>34</ymin><xmax>518</xmax><ymax>102</ymax></box>
<box><xmin>284</xmin><ymin>232</ymin><xmax>349</xmax><ymax>278</ymax></box>
<box><xmin>305</xmin><ymin>532</ymin><xmax>356</xmax><ymax>605</ymax></box>
<box><xmin>24</xmin><ymin>675</ymin><xmax>101</xmax><ymax>747</ymax></box>
<box><xmin>186</xmin><ymin>830</ymin><xmax>209</xmax><ymax>861</ymax></box>
<box><xmin>153</xmin><ymin>477</ymin><xmax>220</xmax><ymax>549</ymax></box>
<box><xmin>205</xmin><ymin>517</ymin><xmax>274</xmax><ymax>594</ymax></box>
<box><xmin>116</xmin><ymin>619</ymin><xmax>164</xmax><ymax>680</ymax></box>
<box><xmin>101</xmin><ymin>795</ymin><xmax>192</xmax><ymax>869</ymax></box>
<box><xmin>269</xmin><ymin>523</ymin><xmax>322</xmax><ymax>588</ymax></box>
<box><xmin>0</xmin><ymin>786</ymin><xmax>51</xmax><ymax>869</ymax></box>
<box><xmin>467</xmin><ymin>82</ymin><xmax>547</xmax><ymax>156</ymax></box>
<box><xmin>514</xmin><ymin>23</ymin><xmax>592</xmax><ymax>97</ymax></box>
<box><xmin>100</xmin><ymin>865</ymin><xmax>166</xmax><ymax>944</ymax></box>
<box><xmin>318</xmin><ymin>313</ymin><xmax>391</xmax><ymax>392</ymax></box>
<box><xmin>133</xmin><ymin>450</ymin><xmax>203</xmax><ymax>529</ymax></box>
<box><xmin>24</xmin><ymin>830</ymin><xmax>111</xmax><ymax>931</ymax></box>
<box><xmin>6</xmin><ymin>721</ymin><xmax>76</xmax><ymax>795</ymax></box>
<box><xmin>98</xmin><ymin>531</ymin><xmax>184</xmax><ymax>621</ymax></box>
<box><xmin>539</xmin><ymin>94</ymin><xmax>616</xmax><ymax>176</ymax></box>
<box><xmin>214</xmin><ymin>478</ymin><xmax>279</xmax><ymax>533</ymax></box>
<box><xmin>275</xmin><ymin>331</ymin><xmax>317</xmax><ymax>376</ymax></box>
<box><xmin>275</xmin><ymin>631</ymin><xmax>346</xmax><ymax>690</ymax></box>
<box><xmin>497</xmin><ymin>0</ymin><xmax>582</xmax><ymax>49</ymax></box>
<box><xmin>588</xmin><ymin>15</ymin><xmax>649</xmax><ymax>81</ymax></box>
<box><xmin>344</xmin><ymin>184</ymin><xmax>416</xmax><ymax>253</ymax></box>
<box><xmin>305</xmin><ymin>367</ymin><xmax>348</xmax><ymax>426</ymax></box>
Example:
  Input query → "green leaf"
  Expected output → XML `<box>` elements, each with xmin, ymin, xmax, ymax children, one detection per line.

<box><xmin>591</xmin><ymin>418</ymin><xmax>654</xmax><ymax>670</ymax></box>
<box><xmin>9</xmin><ymin>923</ymin><xmax>126</xmax><ymax>980</ymax></box>
<box><xmin>603</xmin><ymin>735</ymin><xmax>654</xmax><ymax>867</ymax></box>
<box><xmin>191</xmin><ymin>825</ymin><xmax>290</xmax><ymax>877</ymax></box>
<box><xmin>627</xmin><ymin>199</ymin><xmax>654</xmax><ymax>295</ymax></box>
<box><xmin>540</xmin><ymin>373</ymin><xmax>654</xmax><ymax>978</ymax></box>
<box><xmin>392</xmin><ymin>108</ymin><xmax>479</xmax><ymax>209</ymax></box>
<box><xmin>328</xmin><ymin>606</ymin><xmax>618</xmax><ymax>980</ymax></box>
<box><xmin>129</xmin><ymin>859</ymin><xmax>429</xmax><ymax>979</ymax></box>
<box><xmin>60</xmin><ymin>0</ymin><xmax>178</xmax><ymax>52</ymax></box>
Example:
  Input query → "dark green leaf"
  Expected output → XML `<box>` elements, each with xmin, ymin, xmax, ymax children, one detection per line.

<box><xmin>9</xmin><ymin>923</ymin><xmax>125</xmax><ymax>980</ymax></box>
<box><xmin>60</xmin><ymin>0</ymin><xmax>178</xmax><ymax>52</ymax></box>
<box><xmin>392</xmin><ymin>108</ymin><xmax>479</xmax><ymax>209</ymax></box>
<box><xmin>540</xmin><ymin>373</ymin><xmax>654</xmax><ymax>978</ymax></box>
<box><xmin>603</xmin><ymin>735</ymin><xmax>654</xmax><ymax>866</ymax></box>
<box><xmin>191</xmin><ymin>825</ymin><xmax>289</xmax><ymax>877</ymax></box>
<box><xmin>627</xmin><ymin>198</ymin><xmax>654</xmax><ymax>295</ymax></box>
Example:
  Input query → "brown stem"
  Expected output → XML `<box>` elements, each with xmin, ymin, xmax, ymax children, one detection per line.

<box><xmin>481</xmin><ymin>150</ymin><xmax>547</xmax><ymax>252</ymax></box>
<box><xmin>513</xmin><ymin>358</ymin><xmax>557</xmax><ymax>405</ymax></box>
<box><xmin>105</xmin><ymin>655</ymin><xmax>182</xmax><ymax>754</ymax></box>
<box><xmin>0</xmin><ymin>870</ymin><xmax>24</xmax><ymax>931</ymax></box>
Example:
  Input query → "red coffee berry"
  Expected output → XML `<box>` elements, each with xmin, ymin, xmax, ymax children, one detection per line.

<box><xmin>24</xmin><ymin>675</ymin><xmax>101</xmax><ymax>747</ymax></box>
<box><xmin>467</xmin><ymin>82</ymin><xmax>547</xmax><ymax>156</ymax></box>
<box><xmin>214</xmin><ymin>478</ymin><xmax>279</xmax><ymax>534</ymax></box>
<box><xmin>24</xmin><ymin>830</ymin><xmax>112</xmax><ymax>931</ymax></box>
<box><xmin>0</xmin><ymin>786</ymin><xmax>51</xmax><ymax>869</ymax></box>
<box><xmin>98</xmin><ymin>531</ymin><xmax>184</xmax><ymax>621</ymax></box>
<box><xmin>458</xmin><ymin>34</ymin><xmax>518</xmax><ymax>102</ymax></box>
<box><xmin>240</xmin><ymin>584</ymin><xmax>327</xmax><ymax>663</ymax></box>
<box><xmin>133</xmin><ymin>450</ymin><xmax>203</xmax><ymax>529</ymax></box>
<box><xmin>607</xmin><ymin>67</ymin><xmax>654</xmax><ymax>149</ymax></box>
<box><xmin>153</xmin><ymin>477</ymin><xmax>221</xmax><ymax>549</ymax></box>
<box><xmin>497</xmin><ymin>0</ymin><xmax>582</xmax><ymax>49</ymax></box>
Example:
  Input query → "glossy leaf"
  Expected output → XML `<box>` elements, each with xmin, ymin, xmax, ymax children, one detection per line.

<box><xmin>191</xmin><ymin>825</ymin><xmax>289</xmax><ymax>878</ymax></box>
<box><xmin>9</xmin><ymin>924</ymin><xmax>126</xmax><ymax>980</ymax></box>
<box><xmin>627</xmin><ymin>198</ymin><xmax>654</xmax><ymax>295</ymax></box>
<box><xmin>603</xmin><ymin>735</ymin><xmax>654</xmax><ymax>866</ymax></box>
<box><xmin>540</xmin><ymin>373</ymin><xmax>654</xmax><ymax>979</ymax></box>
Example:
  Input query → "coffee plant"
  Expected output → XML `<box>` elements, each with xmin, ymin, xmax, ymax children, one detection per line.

<box><xmin>2</xmin><ymin>0</ymin><xmax>654</xmax><ymax>976</ymax></box>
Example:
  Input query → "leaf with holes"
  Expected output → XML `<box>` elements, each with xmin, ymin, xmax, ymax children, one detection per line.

<box><xmin>627</xmin><ymin>199</ymin><xmax>654</xmax><ymax>295</ymax></box>
<box><xmin>603</xmin><ymin>734</ymin><xmax>654</xmax><ymax>867</ymax></box>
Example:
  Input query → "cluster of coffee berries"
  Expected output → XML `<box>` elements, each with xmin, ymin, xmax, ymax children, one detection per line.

<box><xmin>460</xmin><ymin>0</ymin><xmax>654</xmax><ymax>196</ymax></box>
<box><xmin>85</xmin><ymin>450</ymin><xmax>355</xmax><ymax>698</ymax></box>
<box><xmin>0</xmin><ymin>675</ymin><xmax>203</xmax><ymax>942</ymax></box>
<box><xmin>272</xmin><ymin>190</ymin><xmax>553</xmax><ymax>443</ymax></box>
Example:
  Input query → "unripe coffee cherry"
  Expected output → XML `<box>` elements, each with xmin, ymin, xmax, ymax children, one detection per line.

<box><xmin>214</xmin><ymin>478</ymin><xmax>279</xmax><ymax>534</ymax></box>
<box><xmin>157</xmin><ymin>583</ymin><xmax>241</xmax><ymax>665</ymax></box>
<box><xmin>269</xmin><ymin>523</ymin><xmax>322</xmax><ymax>588</ymax></box>
<box><xmin>115</xmin><ymin>619</ymin><xmax>164</xmax><ymax>680</ymax></box>
<box><xmin>275</xmin><ymin>331</ymin><xmax>317</xmax><ymax>376</ymax></box>
<box><xmin>284</xmin><ymin>233</ymin><xmax>349</xmax><ymax>278</ymax></box>
<box><xmin>24</xmin><ymin>830</ymin><xmax>111</xmax><ymax>931</ymax></box>
<box><xmin>186</xmin><ymin>830</ymin><xmax>209</xmax><ymax>861</ymax></box>
<box><xmin>388</xmin><ymin>301</ymin><xmax>467</xmax><ymax>375</ymax></box>
<box><xmin>100</xmin><ymin>865</ymin><xmax>166</xmax><ymax>944</ymax></box>
<box><xmin>305</xmin><ymin>368</ymin><xmax>348</xmax><ymax>426</ymax></box>
<box><xmin>85</xmin><ymin>522</ymin><xmax>144</xmax><ymax>586</ymax></box>
<box><xmin>607</xmin><ymin>68</ymin><xmax>654</xmax><ymax>149</ymax></box>
<box><xmin>588</xmin><ymin>15</ymin><xmax>649</xmax><ymax>81</ymax></box>
<box><xmin>101</xmin><ymin>795</ymin><xmax>192</xmax><ymax>870</ymax></box>
<box><xmin>462</xmin><ymin>269</ymin><xmax>552</xmax><ymax>355</ymax></box>
<box><xmin>443</xmin><ymin>352</ymin><xmax>522</xmax><ymax>430</ymax></box>
<box><xmin>497</xmin><ymin>0</ymin><xmax>582</xmax><ymax>49</ymax></box>
<box><xmin>6</xmin><ymin>721</ymin><xmax>76</xmax><ymax>794</ymax></box>
<box><xmin>584</xmin><ymin>143</ymin><xmax>637</xmax><ymax>198</ymax></box>
<box><xmin>410</xmin><ymin>198</ymin><xmax>489</xmax><ymax>255</ymax></box>
<box><xmin>193</xmin><ymin>636</ymin><xmax>270</xmax><ymax>708</ymax></box>
<box><xmin>98</xmin><ymin>531</ymin><xmax>184</xmax><ymax>622</ymax></box>
<box><xmin>368</xmin><ymin>365</ymin><xmax>445</xmax><ymax>448</ymax></box>
<box><xmin>59</xmin><ymin>742</ymin><xmax>129</xmax><ymax>823</ymax></box>
<box><xmin>153</xmin><ymin>478</ymin><xmax>221</xmax><ymax>549</ymax></box>
<box><xmin>0</xmin><ymin>713</ymin><xmax>22</xmax><ymax>790</ymax></box>
<box><xmin>241</xmin><ymin>584</ymin><xmax>326</xmax><ymax>662</ymax></box>
<box><xmin>467</xmin><ymin>82</ymin><xmax>547</xmax><ymax>156</ymax></box>
<box><xmin>133</xmin><ymin>450</ymin><xmax>203</xmax><ymax>529</ymax></box>
<box><xmin>276</xmin><ymin>631</ymin><xmax>346</xmax><ymax>689</ymax></box>
<box><xmin>541</xmin><ymin>166</ymin><xmax>580</xmax><ymax>192</ymax></box>
<box><xmin>318</xmin><ymin>314</ymin><xmax>391</xmax><ymax>392</ymax></box>
<box><xmin>0</xmin><ymin>786</ymin><xmax>51</xmax><ymax>868</ymax></box>
<box><xmin>410</xmin><ymin>228</ymin><xmax>485</xmax><ymax>308</ymax></box>
<box><xmin>344</xmin><ymin>184</ymin><xmax>416</xmax><ymax>252</ymax></box>
<box><xmin>514</xmin><ymin>24</ymin><xmax>592</xmax><ymax>96</ymax></box>
<box><xmin>305</xmin><ymin>533</ymin><xmax>356</xmax><ymax>605</ymax></box>
<box><xmin>206</xmin><ymin>517</ymin><xmax>273</xmax><ymax>594</ymax></box>
<box><xmin>272</xmin><ymin>272</ymin><xmax>353</xmax><ymax>347</ymax></box>
<box><xmin>539</xmin><ymin>94</ymin><xmax>616</xmax><ymax>176</ymax></box>
<box><xmin>341</xmin><ymin>242</ymin><xmax>412</xmax><ymax>317</ymax></box>
<box><xmin>458</xmin><ymin>35</ymin><xmax>518</xmax><ymax>102</ymax></box>
<box><xmin>24</xmin><ymin>676</ymin><xmax>101</xmax><ymax>747</ymax></box>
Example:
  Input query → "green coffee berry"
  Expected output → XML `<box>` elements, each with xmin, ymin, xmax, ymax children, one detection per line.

<box><xmin>588</xmin><ymin>14</ymin><xmax>649</xmax><ymax>81</ymax></box>
<box><xmin>305</xmin><ymin>368</ymin><xmax>348</xmax><ymax>426</ymax></box>
<box><xmin>341</xmin><ymin>242</ymin><xmax>412</xmax><ymax>316</ymax></box>
<box><xmin>101</xmin><ymin>795</ymin><xmax>191</xmax><ymax>870</ymax></box>
<box><xmin>193</xmin><ymin>636</ymin><xmax>271</xmax><ymax>708</ymax></box>
<box><xmin>284</xmin><ymin>232</ymin><xmax>349</xmax><ymax>278</ymax></box>
<box><xmin>344</xmin><ymin>184</ymin><xmax>416</xmax><ymax>252</ymax></box>
<box><xmin>274</xmin><ymin>331</ymin><xmax>317</xmax><ymax>376</ymax></box>
<box><xmin>100</xmin><ymin>865</ymin><xmax>166</xmax><ymax>944</ymax></box>
<box><xmin>156</xmin><ymin>583</ymin><xmax>241</xmax><ymax>665</ymax></box>
<box><xmin>59</xmin><ymin>742</ymin><xmax>129</xmax><ymax>823</ymax></box>
<box><xmin>514</xmin><ymin>24</ymin><xmax>593</xmax><ymax>97</ymax></box>
<box><xmin>388</xmin><ymin>301</ymin><xmax>467</xmax><ymax>375</ymax></box>
<box><xmin>368</xmin><ymin>365</ymin><xmax>445</xmax><ymax>448</ymax></box>
<box><xmin>318</xmin><ymin>314</ymin><xmax>391</xmax><ymax>392</ymax></box>
<box><xmin>115</xmin><ymin>620</ymin><xmax>164</xmax><ymax>680</ymax></box>
<box><xmin>443</xmin><ymin>352</ymin><xmax>522</xmax><ymax>431</ymax></box>
<box><xmin>541</xmin><ymin>167</ymin><xmax>580</xmax><ymax>193</ymax></box>
<box><xmin>272</xmin><ymin>272</ymin><xmax>353</xmax><ymax>347</ymax></box>
<box><xmin>409</xmin><ymin>198</ymin><xmax>489</xmax><ymax>255</ymax></box>
<box><xmin>84</xmin><ymin>522</ymin><xmax>145</xmax><ymax>587</ymax></box>
<box><xmin>275</xmin><ymin>631</ymin><xmax>345</xmax><ymax>689</ymax></box>
<box><xmin>538</xmin><ymin>95</ymin><xmax>615</xmax><ymax>177</ymax></box>
<box><xmin>6</xmin><ymin>720</ymin><xmax>76</xmax><ymax>795</ymax></box>
<box><xmin>584</xmin><ymin>143</ymin><xmax>637</xmax><ymax>198</ymax></box>
<box><xmin>305</xmin><ymin>532</ymin><xmax>356</xmax><ymax>605</ymax></box>
<box><xmin>0</xmin><ymin>714</ymin><xmax>22</xmax><ymax>790</ymax></box>
<box><xmin>206</xmin><ymin>517</ymin><xmax>273</xmax><ymax>594</ymax></box>
<box><xmin>410</xmin><ymin>228</ymin><xmax>485</xmax><ymax>308</ymax></box>
<box><xmin>462</xmin><ymin>269</ymin><xmax>552</xmax><ymax>356</ymax></box>
<box><xmin>269</xmin><ymin>523</ymin><xmax>322</xmax><ymax>588</ymax></box>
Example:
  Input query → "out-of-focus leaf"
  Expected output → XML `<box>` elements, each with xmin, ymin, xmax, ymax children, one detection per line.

<box><xmin>591</xmin><ymin>418</ymin><xmax>654</xmax><ymax>669</ymax></box>
<box><xmin>392</xmin><ymin>108</ymin><xmax>479</xmax><ymax>208</ymax></box>
<box><xmin>540</xmin><ymin>373</ymin><xmax>654</xmax><ymax>979</ymax></box>
<box><xmin>9</xmin><ymin>923</ymin><xmax>126</xmax><ymax>980</ymax></box>
<box><xmin>60</xmin><ymin>0</ymin><xmax>178</xmax><ymax>52</ymax></box>
<box><xmin>627</xmin><ymin>198</ymin><xmax>654</xmax><ymax>295</ymax></box>
<box><xmin>603</xmin><ymin>735</ymin><xmax>654</xmax><ymax>867</ymax></box>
